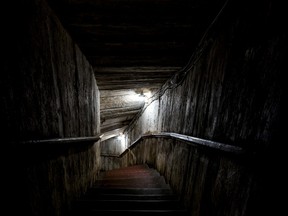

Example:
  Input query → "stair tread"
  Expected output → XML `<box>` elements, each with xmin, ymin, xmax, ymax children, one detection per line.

<box><xmin>69</xmin><ymin>164</ymin><xmax>188</xmax><ymax>216</ymax></box>
<box><xmin>73</xmin><ymin>209</ymin><xmax>189</xmax><ymax>215</ymax></box>
<box><xmin>94</xmin><ymin>176</ymin><xmax>166</xmax><ymax>184</ymax></box>
<box><xmin>88</xmin><ymin>187</ymin><xmax>173</xmax><ymax>194</ymax></box>
<box><xmin>101</xmin><ymin>171</ymin><xmax>160</xmax><ymax>179</ymax></box>
<box><xmin>73</xmin><ymin>199</ymin><xmax>185</xmax><ymax>210</ymax></box>
<box><xmin>101</xmin><ymin>165</ymin><xmax>159</xmax><ymax>178</ymax></box>
<box><xmin>76</xmin><ymin>199</ymin><xmax>180</xmax><ymax>202</ymax></box>
<box><xmin>93</xmin><ymin>183</ymin><xmax>169</xmax><ymax>189</ymax></box>
<box><xmin>81</xmin><ymin>193</ymin><xmax>178</xmax><ymax>200</ymax></box>
<box><xmin>89</xmin><ymin>209</ymin><xmax>188</xmax><ymax>212</ymax></box>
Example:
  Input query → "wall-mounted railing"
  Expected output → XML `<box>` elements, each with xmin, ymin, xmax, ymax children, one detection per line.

<box><xmin>104</xmin><ymin>132</ymin><xmax>245</xmax><ymax>158</ymax></box>
<box><xmin>19</xmin><ymin>136</ymin><xmax>100</xmax><ymax>145</ymax></box>
<box><xmin>100</xmin><ymin>131</ymin><xmax>248</xmax><ymax>173</ymax></box>
<box><xmin>100</xmin><ymin>131</ymin><xmax>252</xmax><ymax>216</ymax></box>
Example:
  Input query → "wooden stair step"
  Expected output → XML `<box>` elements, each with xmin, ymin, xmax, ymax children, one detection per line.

<box><xmin>72</xmin><ymin>209</ymin><xmax>189</xmax><ymax>216</ymax></box>
<box><xmin>93</xmin><ymin>177</ymin><xmax>168</xmax><ymax>188</ymax></box>
<box><xmin>73</xmin><ymin>199</ymin><xmax>185</xmax><ymax>210</ymax></box>
<box><xmin>87</xmin><ymin>187</ymin><xmax>174</xmax><ymax>195</ymax></box>
<box><xmin>68</xmin><ymin>164</ymin><xmax>188</xmax><ymax>216</ymax></box>
<box><xmin>81</xmin><ymin>193</ymin><xmax>179</xmax><ymax>200</ymax></box>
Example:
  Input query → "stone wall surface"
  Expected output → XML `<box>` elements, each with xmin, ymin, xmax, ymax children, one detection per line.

<box><xmin>126</xmin><ymin>1</ymin><xmax>286</xmax><ymax>149</ymax></box>
<box><xmin>2</xmin><ymin>0</ymin><xmax>101</xmax><ymax>215</ymax></box>
<box><xmin>114</xmin><ymin>1</ymin><xmax>286</xmax><ymax>216</ymax></box>
<box><xmin>112</xmin><ymin>137</ymin><xmax>252</xmax><ymax>216</ymax></box>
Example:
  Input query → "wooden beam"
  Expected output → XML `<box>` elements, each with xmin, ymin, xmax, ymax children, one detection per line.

<box><xmin>87</xmin><ymin>56</ymin><xmax>190</xmax><ymax>67</ymax></box>
<box><xmin>94</xmin><ymin>66</ymin><xmax>181</xmax><ymax>73</ymax></box>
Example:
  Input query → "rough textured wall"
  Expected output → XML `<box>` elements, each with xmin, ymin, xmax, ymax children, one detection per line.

<box><xmin>100</xmin><ymin>137</ymin><xmax>127</xmax><ymax>170</ymax></box>
<box><xmin>2</xmin><ymin>0</ymin><xmax>100</xmax><ymax>140</ymax></box>
<box><xmin>123</xmin><ymin>1</ymin><xmax>286</xmax><ymax>216</ymax></box>
<box><xmin>20</xmin><ymin>142</ymin><xmax>101</xmax><ymax>216</ymax></box>
<box><xmin>114</xmin><ymin>137</ymin><xmax>252</xmax><ymax>216</ymax></box>
<box><xmin>126</xmin><ymin>0</ymin><xmax>286</xmax><ymax>149</ymax></box>
<box><xmin>100</xmin><ymin>137</ymin><xmax>127</xmax><ymax>156</ymax></box>
<box><xmin>2</xmin><ymin>0</ymin><xmax>101</xmax><ymax>215</ymax></box>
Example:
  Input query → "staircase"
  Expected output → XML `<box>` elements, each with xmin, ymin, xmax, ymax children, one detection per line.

<box><xmin>70</xmin><ymin>164</ymin><xmax>189</xmax><ymax>216</ymax></box>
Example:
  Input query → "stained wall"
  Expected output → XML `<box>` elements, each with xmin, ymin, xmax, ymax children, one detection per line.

<box><xmin>123</xmin><ymin>1</ymin><xmax>286</xmax><ymax>216</ymax></box>
<box><xmin>2</xmin><ymin>0</ymin><xmax>101</xmax><ymax>215</ymax></box>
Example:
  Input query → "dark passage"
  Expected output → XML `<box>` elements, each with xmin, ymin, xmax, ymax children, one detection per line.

<box><xmin>69</xmin><ymin>164</ymin><xmax>188</xmax><ymax>216</ymax></box>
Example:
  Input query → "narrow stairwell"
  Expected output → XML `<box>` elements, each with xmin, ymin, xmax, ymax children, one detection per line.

<box><xmin>70</xmin><ymin>164</ymin><xmax>189</xmax><ymax>216</ymax></box>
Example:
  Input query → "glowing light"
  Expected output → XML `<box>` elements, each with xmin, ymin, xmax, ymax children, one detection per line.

<box><xmin>117</xmin><ymin>133</ymin><xmax>125</xmax><ymax>141</ymax></box>
<box><xmin>126</xmin><ymin>93</ymin><xmax>145</xmax><ymax>102</ymax></box>
<box><xmin>123</xmin><ymin>89</ymin><xmax>153</xmax><ymax>104</ymax></box>
<box><xmin>143</xmin><ymin>90</ymin><xmax>152</xmax><ymax>98</ymax></box>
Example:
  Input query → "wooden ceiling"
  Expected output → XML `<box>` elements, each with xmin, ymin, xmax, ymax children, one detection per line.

<box><xmin>47</xmin><ymin>0</ymin><xmax>225</xmax><ymax>139</ymax></box>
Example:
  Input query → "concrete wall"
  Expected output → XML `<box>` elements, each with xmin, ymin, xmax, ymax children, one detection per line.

<box><xmin>2</xmin><ymin>0</ymin><xmax>101</xmax><ymax>215</ymax></box>
<box><xmin>120</xmin><ymin>1</ymin><xmax>286</xmax><ymax>216</ymax></box>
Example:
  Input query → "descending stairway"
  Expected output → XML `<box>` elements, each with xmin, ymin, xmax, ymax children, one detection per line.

<box><xmin>70</xmin><ymin>164</ymin><xmax>189</xmax><ymax>216</ymax></box>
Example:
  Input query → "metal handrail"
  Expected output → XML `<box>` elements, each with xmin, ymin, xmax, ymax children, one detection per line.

<box><xmin>20</xmin><ymin>133</ymin><xmax>244</xmax><ymax>155</ymax></box>
<box><xmin>102</xmin><ymin>132</ymin><xmax>245</xmax><ymax>158</ymax></box>
<box><xmin>20</xmin><ymin>135</ymin><xmax>100</xmax><ymax>145</ymax></box>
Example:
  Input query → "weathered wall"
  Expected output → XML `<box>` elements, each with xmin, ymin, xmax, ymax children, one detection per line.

<box><xmin>121</xmin><ymin>1</ymin><xmax>286</xmax><ymax>216</ymax></box>
<box><xmin>111</xmin><ymin>137</ymin><xmax>252</xmax><ymax>216</ymax></box>
<box><xmin>126</xmin><ymin>0</ymin><xmax>286</xmax><ymax>149</ymax></box>
<box><xmin>100</xmin><ymin>137</ymin><xmax>127</xmax><ymax>170</ymax></box>
<box><xmin>2</xmin><ymin>0</ymin><xmax>101</xmax><ymax>215</ymax></box>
